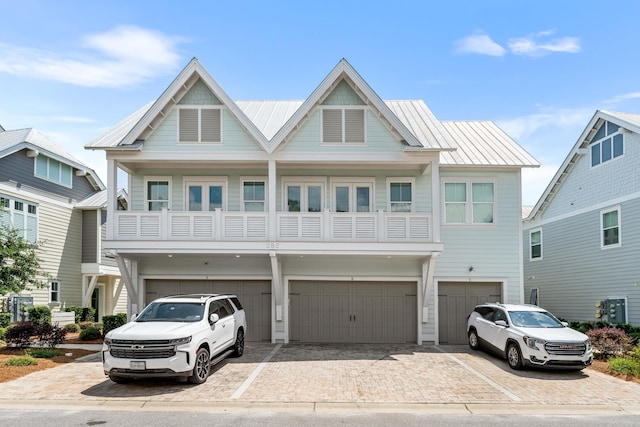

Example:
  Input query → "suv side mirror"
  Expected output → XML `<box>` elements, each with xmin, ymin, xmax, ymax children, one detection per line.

<box><xmin>209</xmin><ymin>313</ymin><xmax>220</xmax><ymax>324</ymax></box>
<box><xmin>494</xmin><ymin>320</ymin><xmax>508</xmax><ymax>327</ymax></box>
<box><xmin>561</xmin><ymin>321</ymin><xmax>569</xmax><ymax>327</ymax></box>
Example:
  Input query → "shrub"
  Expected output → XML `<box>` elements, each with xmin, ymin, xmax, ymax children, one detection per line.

<box><xmin>587</xmin><ymin>327</ymin><xmax>635</xmax><ymax>359</ymax></box>
<box><xmin>5</xmin><ymin>355</ymin><xmax>38</xmax><ymax>367</ymax></box>
<box><xmin>102</xmin><ymin>313</ymin><xmax>127</xmax><ymax>336</ymax></box>
<box><xmin>27</xmin><ymin>306</ymin><xmax>51</xmax><ymax>326</ymax></box>
<box><xmin>79</xmin><ymin>326</ymin><xmax>101</xmax><ymax>341</ymax></box>
<box><xmin>0</xmin><ymin>312</ymin><xmax>10</xmax><ymax>328</ymax></box>
<box><xmin>65</xmin><ymin>307</ymin><xmax>96</xmax><ymax>324</ymax></box>
<box><xmin>4</xmin><ymin>321</ymin><xmax>36</xmax><ymax>348</ymax></box>
<box><xmin>26</xmin><ymin>348</ymin><xmax>59</xmax><ymax>359</ymax></box>
<box><xmin>0</xmin><ymin>326</ymin><xmax>6</xmax><ymax>340</ymax></box>
<box><xmin>35</xmin><ymin>323</ymin><xmax>67</xmax><ymax>348</ymax></box>
<box><xmin>78</xmin><ymin>321</ymin><xmax>95</xmax><ymax>330</ymax></box>
<box><xmin>608</xmin><ymin>357</ymin><xmax>640</xmax><ymax>377</ymax></box>
<box><xmin>64</xmin><ymin>323</ymin><xmax>79</xmax><ymax>333</ymax></box>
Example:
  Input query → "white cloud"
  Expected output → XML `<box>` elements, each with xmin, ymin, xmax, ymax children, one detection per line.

<box><xmin>603</xmin><ymin>91</ymin><xmax>640</xmax><ymax>105</ymax></box>
<box><xmin>508</xmin><ymin>29</ymin><xmax>581</xmax><ymax>57</ymax></box>
<box><xmin>0</xmin><ymin>26</ymin><xmax>185</xmax><ymax>88</ymax></box>
<box><xmin>454</xmin><ymin>33</ymin><xmax>507</xmax><ymax>56</ymax></box>
<box><xmin>497</xmin><ymin>107</ymin><xmax>592</xmax><ymax>140</ymax></box>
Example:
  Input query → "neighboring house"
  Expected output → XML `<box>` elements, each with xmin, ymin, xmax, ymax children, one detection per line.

<box><xmin>523</xmin><ymin>110</ymin><xmax>640</xmax><ymax>326</ymax></box>
<box><xmin>0</xmin><ymin>127</ymin><xmax>126</xmax><ymax>321</ymax></box>
<box><xmin>86</xmin><ymin>58</ymin><xmax>538</xmax><ymax>344</ymax></box>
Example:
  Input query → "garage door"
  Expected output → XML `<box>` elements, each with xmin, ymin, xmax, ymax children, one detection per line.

<box><xmin>289</xmin><ymin>281</ymin><xmax>417</xmax><ymax>343</ymax></box>
<box><xmin>438</xmin><ymin>282</ymin><xmax>501</xmax><ymax>344</ymax></box>
<box><xmin>145</xmin><ymin>280</ymin><xmax>271</xmax><ymax>342</ymax></box>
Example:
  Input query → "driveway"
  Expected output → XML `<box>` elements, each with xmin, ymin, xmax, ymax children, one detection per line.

<box><xmin>1</xmin><ymin>343</ymin><xmax>639</xmax><ymax>414</ymax></box>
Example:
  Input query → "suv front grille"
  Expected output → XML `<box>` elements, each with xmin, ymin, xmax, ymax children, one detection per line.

<box><xmin>545</xmin><ymin>341</ymin><xmax>586</xmax><ymax>356</ymax></box>
<box><xmin>109</xmin><ymin>339</ymin><xmax>176</xmax><ymax>359</ymax></box>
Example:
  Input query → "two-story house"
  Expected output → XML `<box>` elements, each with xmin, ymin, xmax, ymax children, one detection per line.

<box><xmin>87</xmin><ymin>58</ymin><xmax>538</xmax><ymax>344</ymax></box>
<box><xmin>0</xmin><ymin>126</ymin><xmax>126</xmax><ymax>321</ymax></box>
<box><xmin>523</xmin><ymin>110</ymin><xmax>640</xmax><ymax>326</ymax></box>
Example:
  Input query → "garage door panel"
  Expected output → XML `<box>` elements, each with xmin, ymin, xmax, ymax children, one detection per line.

<box><xmin>438</xmin><ymin>282</ymin><xmax>502</xmax><ymax>344</ymax></box>
<box><xmin>291</xmin><ymin>281</ymin><xmax>417</xmax><ymax>344</ymax></box>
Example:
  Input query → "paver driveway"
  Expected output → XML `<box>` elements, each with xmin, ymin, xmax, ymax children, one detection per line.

<box><xmin>1</xmin><ymin>343</ymin><xmax>639</xmax><ymax>409</ymax></box>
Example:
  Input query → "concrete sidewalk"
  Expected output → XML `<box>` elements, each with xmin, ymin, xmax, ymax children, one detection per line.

<box><xmin>1</xmin><ymin>343</ymin><xmax>638</xmax><ymax>415</ymax></box>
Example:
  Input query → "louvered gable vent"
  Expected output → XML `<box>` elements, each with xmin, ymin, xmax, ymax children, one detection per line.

<box><xmin>201</xmin><ymin>108</ymin><xmax>221</xmax><ymax>142</ymax></box>
<box><xmin>178</xmin><ymin>107</ymin><xmax>222</xmax><ymax>143</ymax></box>
<box><xmin>345</xmin><ymin>109</ymin><xmax>364</xmax><ymax>143</ymax></box>
<box><xmin>179</xmin><ymin>108</ymin><xmax>198</xmax><ymax>142</ymax></box>
<box><xmin>322</xmin><ymin>108</ymin><xmax>365</xmax><ymax>143</ymax></box>
<box><xmin>323</xmin><ymin>109</ymin><xmax>342</xmax><ymax>143</ymax></box>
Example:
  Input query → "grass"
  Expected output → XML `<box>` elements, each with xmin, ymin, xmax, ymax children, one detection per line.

<box><xmin>5</xmin><ymin>355</ymin><xmax>38</xmax><ymax>367</ymax></box>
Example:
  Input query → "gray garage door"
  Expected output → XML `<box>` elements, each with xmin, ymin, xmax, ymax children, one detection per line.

<box><xmin>438</xmin><ymin>282</ymin><xmax>501</xmax><ymax>344</ymax></box>
<box><xmin>145</xmin><ymin>279</ymin><xmax>271</xmax><ymax>342</ymax></box>
<box><xmin>289</xmin><ymin>281</ymin><xmax>417</xmax><ymax>343</ymax></box>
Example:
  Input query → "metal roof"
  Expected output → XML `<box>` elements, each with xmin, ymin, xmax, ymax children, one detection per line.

<box><xmin>440</xmin><ymin>121</ymin><xmax>539</xmax><ymax>167</ymax></box>
<box><xmin>385</xmin><ymin>100</ymin><xmax>456</xmax><ymax>151</ymax></box>
<box><xmin>236</xmin><ymin>100</ymin><xmax>303</xmax><ymax>140</ymax></box>
<box><xmin>86</xmin><ymin>102</ymin><xmax>153</xmax><ymax>149</ymax></box>
<box><xmin>1</xmin><ymin>127</ymin><xmax>104</xmax><ymax>189</ymax></box>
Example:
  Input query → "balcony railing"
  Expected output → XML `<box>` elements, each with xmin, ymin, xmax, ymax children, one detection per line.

<box><xmin>113</xmin><ymin>209</ymin><xmax>432</xmax><ymax>242</ymax></box>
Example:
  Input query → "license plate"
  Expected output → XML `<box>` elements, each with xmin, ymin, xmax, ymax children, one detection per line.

<box><xmin>130</xmin><ymin>361</ymin><xmax>146</xmax><ymax>370</ymax></box>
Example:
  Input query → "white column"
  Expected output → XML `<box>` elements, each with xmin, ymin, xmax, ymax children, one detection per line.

<box><xmin>268</xmin><ymin>160</ymin><xmax>277</xmax><ymax>241</ymax></box>
<box><xmin>431</xmin><ymin>159</ymin><xmax>441</xmax><ymax>243</ymax></box>
<box><xmin>106</xmin><ymin>159</ymin><xmax>117</xmax><ymax>240</ymax></box>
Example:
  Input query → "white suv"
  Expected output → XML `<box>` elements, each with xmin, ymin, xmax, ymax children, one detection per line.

<box><xmin>102</xmin><ymin>294</ymin><xmax>246</xmax><ymax>384</ymax></box>
<box><xmin>467</xmin><ymin>303</ymin><xmax>592</xmax><ymax>370</ymax></box>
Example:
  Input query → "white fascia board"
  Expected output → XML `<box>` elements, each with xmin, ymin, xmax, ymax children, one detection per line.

<box><xmin>272</xmin><ymin>151</ymin><xmax>431</xmax><ymax>164</ymax></box>
<box><xmin>106</xmin><ymin>150</ymin><xmax>271</xmax><ymax>162</ymax></box>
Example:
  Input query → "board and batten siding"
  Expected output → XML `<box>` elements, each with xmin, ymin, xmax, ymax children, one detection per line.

<box><xmin>0</xmin><ymin>150</ymin><xmax>96</xmax><ymax>202</ymax></box>
<box><xmin>541</xmin><ymin>132</ymin><xmax>640</xmax><ymax>219</ymax></box>
<box><xmin>82</xmin><ymin>210</ymin><xmax>98</xmax><ymax>263</ymax></box>
<box><xmin>524</xmin><ymin>197</ymin><xmax>640</xmax><ymax>324</ymax></box>
<box><xmin>436</xmin><ymin>169</ymin><xmax>523</xmax><ymax>304</ymax></box>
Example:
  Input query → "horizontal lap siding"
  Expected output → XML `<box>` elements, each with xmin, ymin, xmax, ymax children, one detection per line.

<box><xmin>525</xmin><ymin>198</ymin><xmax>640</xmax><ymax>324</ymax></box>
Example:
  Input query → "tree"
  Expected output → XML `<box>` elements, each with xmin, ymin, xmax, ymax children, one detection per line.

<box><xmin>0</xmin><ymin>226</ymin><xmax>47</xmax><ymax>295</ymax></box>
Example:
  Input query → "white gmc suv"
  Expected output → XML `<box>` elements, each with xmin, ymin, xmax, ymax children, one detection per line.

<box><xmin>467</xmin><ymin>303</ymin><xmax>592</xmax><ymax>370</ymax></box>
<box><xmin>102</xmin><ymin>294</ymin><xmax>246</xmax><ymax>384</ymax></box>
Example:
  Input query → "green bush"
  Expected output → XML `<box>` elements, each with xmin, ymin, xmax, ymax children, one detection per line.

<box><xmin>27</xmin><ymin>306</ymin><xmax>51</xmax><ymax>326</ymax></box>
<box><xmin>587</xmin><ymin>327</ymin><xmax>635</xmax><ymax>359</ymax></box>
<box><xmin>608</xmin><ymin>357</ymin><xmax>640</xmax><ymax>376</ymax></box>
<box><xmin>5</xmin><ymin>355</ymin><xmax>38</xmax><ymax>366</ymax></box>
<box><xmin>0</xmin><ymin>312</ymin><xmax>11</xmax><ymax>328</ymax></box>
<box><xmin>5</xmin><ymin>322</ymin><xmax>36</xmax><ymax>348</ymax></box>
<box><xmin>79</xmin><ymin>326</ymin><xmax>101</xmax><ymax>341</ymax></box>
<box><xmin>102</xmin><ymin>313</ymin><xmax>127</xmax><ymax>336</ymax></box>
<box><xmin>65</xmin><ymin>307</ymin><xmax>96</xmax><ymax>324</ymax></box>
<box><xmin>26</xmin><ymin>348</ymin><xmax>59</xmax><ymax>359</ymax></box>
<box><xmin>64</xmin><ymin>323</ymin><xmax>79</xmax><ymax>333</ymax></box>
<box><xmin>78</xmin><ymin>321</ymin><xmax>96</xmax><ymax>330</ymax></box>
<box><xmin>0</xmin><ymin>326</ymin><xmax>6</xmax><ymax>340</ymax></box>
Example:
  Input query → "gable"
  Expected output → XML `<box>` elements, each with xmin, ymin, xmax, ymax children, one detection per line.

<box><xmin>321</xmin><ymin>80</ymin><xmax>366</xmax><ymax>106</ymax></box>
<box><xmin>178</xmin><ymin>79</ymin><xmax>222</xmax><ymax>105</ymax></box>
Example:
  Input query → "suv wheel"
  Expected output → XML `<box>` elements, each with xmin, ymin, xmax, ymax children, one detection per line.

<box><xmin>232</xmin><ymin>328</ymin><xmax>244</xmax><ymax>357</ymax></box>
<box><xmin>507</xmin><ymin>342</ymin><xmax>524</xmax><ymax>370</ymax></box>
<box><xmin>189</xmin><ymin>348</ymin><xmax>210</xmax><ymax>384</ymax></box>
<box><xmin>468</xmin><ymin>329</ymin><xmax>480</xmax><ymax>350</ymax></box>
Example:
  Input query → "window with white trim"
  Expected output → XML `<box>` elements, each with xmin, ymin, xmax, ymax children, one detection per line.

<box><xmin>178</xmin><ymin>106</ymin><xmax>222</xmax><ymax>143</ymax></box>
<box><xmin>591</xmin><ymin>121</ymin><xmax>624</xmax><ymax>167</ymax></box>
<box><xmin>444</xmin><ymin>181</ymin><xmax>495</xmax><ymax>224</ymax></box>
<box><xmin>184</xmin><ymin>178</ymin><xmax>227</xmax><ymax>211</ymax></box>
<box><xmin>283</xmin><ymin>179</ymin><xmax>324</xmax><ymax>212</ymax></box>
<box><xmin>0</xmin><ymin>194</ymin><xmax>38</xmax><ymax>242</ymax></box>
<box><xmin>388</xmin><ymin>179</ymin><xmax>414</xmax><ymax>212</ymax></box>
<box><xmin>331</xmin><ymin>179</ymin><xmax>373</xmax><ymax>212</ymax></box>
<box><xmin>145</xmin><ymin>178</ymin><xmax>171</xmax><ymax>211</ymax></box>
<box><xmin>322</xmin><ymin>107</ymin><xmax>365</xmax><ymax>144</ymax></box>
<box><xmin>50</xmin><ymin>280</ymin><xmax>60</xmax><ymax>303</ymax></box>
<box><xmin>242</xmin><ymin>179</ymin><xmax>266</xmax><ymax>212</ymax></box>
<box><xmin>35</xmin><ymin>155</ymin><xmax>73</xmax><ymax>187</ymax></box>
<box><xmin>601</xmin><ymin>207</ymin><xmax>620</xmax><ymax>248</ymax></box>
<box><xmin>530</xmin><ymin>229</ymin><xmax>542</xmax><ymax>260</ymax></box>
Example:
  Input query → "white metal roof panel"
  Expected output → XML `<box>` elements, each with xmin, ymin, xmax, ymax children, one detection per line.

<box><xmin>440</xmin><ymin>121</ymin><xmax>539</xmax><ymax>167</ymax></box>
<box><xmin>385</xmin><ymin>100</ymin><xmax>456</xmax><ymax>150</ymax></box>
<box><xmin>236</xmin><ymin>100</ymin><xmax>303</xmax><ymax>140</ymax></box>
<box><xmin>86</xmin><ymin>102</ymin><xmax>153</xmax><ymax>149</ymax></box>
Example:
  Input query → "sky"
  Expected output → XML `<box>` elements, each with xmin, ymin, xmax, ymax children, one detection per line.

<box><xmin>2</xmin><ymin>0</ymin><xmax>640</xmax><ymax>206</ymax></box>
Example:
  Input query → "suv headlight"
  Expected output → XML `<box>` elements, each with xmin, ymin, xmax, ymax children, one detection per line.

<box><xmin>523</xmin><ymin>336</ymin><xmax>546</xmax><ymax>349</ymax></box>
<box><xmin>169</xmin><ymin>336</ymin><xmax>192</xmax><ymax>345</ymax></box>
<box><xmin>584</xmin><ymin>339</ymin><xmax>591</xmax><ymax>351</ymax></box>
<box><xmin>103</xmin><ymin>336</ymin><xmax>112</xmax><ymax>346</ymax></box>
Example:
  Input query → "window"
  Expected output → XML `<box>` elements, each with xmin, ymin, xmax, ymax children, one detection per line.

<box><xmin>178</xmin><ymin>107</ymin><xmax>222</xmax><ymax>143</ymax></box>
<box><xmin>35</xmin><ymin>155</ymin><xmax>73</xmax><ymax>187</ymax></box>
<box><xmin>145</xmin><ymin>178</ymin><xmax>170</xmax><ymax>211</ymax></box>
<box><xmin>242</xmin><ymin>180</ymin><xmax>266</xmax><ymax>211</ymax></box>
<box><xmin>530</xmin><ymin>229</ymin><xmax>542</xmax><ymax>260</ymax></box>
<box><xmin>0</xmin><ymin>194</ymin><xmax>38</xmax><ymax>242</ymax></box>
<box><xmin>444</xmin><ymin>181</ymin><xmax>495</xmax><ymax>224</ymax></box>
<box><xmin>331</xmin><ymin>180</ymin><xmax>373</xmax><ymax>212</ymax></box>
<box><xmin>389</xmin><ymin>180</ymin><xmax>414</xmax><ymax>212</ymax></box>
<box><xmin>591</xmin><ymin>121</ymin><xmax>624</xmax><ymax>167</ymax></box>
<box><xmin>184</xmin><ymin>178</ymin><xmax>227</xmax><ymax>211</ymax></box>
<box><xmin>50</xmin><ymin>281</ymin><xmax>60</xmax><ymax>303</ymax></box>
<box><xmin>322</xmin><ymin>107</ymin><xmax>365</xmax><ymax>143</ymax></box>
<box><xmin>601</xmin><ymin>207</ymin><xmax>620</xmax><ymax>248</ymax></box>
<box><xmin>283</xmin><ymin>179</ymin><xmax>324</xmax><ymax>212</ymax></box>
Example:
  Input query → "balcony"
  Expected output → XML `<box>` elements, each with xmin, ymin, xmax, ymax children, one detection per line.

<box><xmin>112</xmin><ymin>209</ymin><xmax>432</xmax><ymax>243</ymax></box>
